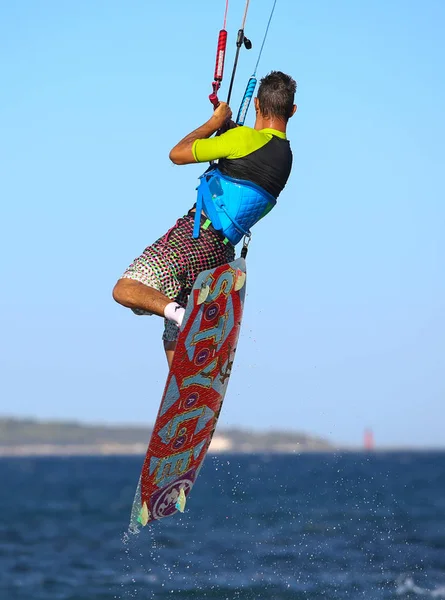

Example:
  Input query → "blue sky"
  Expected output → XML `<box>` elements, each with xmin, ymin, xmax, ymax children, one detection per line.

<box><xmin>1</xmin><ymin>0</ymin><xmax>444</xmax><ymax>448</ymax></box>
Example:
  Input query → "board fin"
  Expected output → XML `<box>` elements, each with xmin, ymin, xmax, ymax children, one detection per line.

<box><xmin>197</xmin><ymin>284</ymin><xmax>210</xmax><ymax>305</ymax></box>
<box><xmin>175</xmin><ymin>488</ymin><xmax>187</xmax><ymax>513</ymax></box>
<box><xmin>234</xmin><ymin>269</ymin><xmax>246</xmax><ymax>291</ymax></box>
<box><xmin>138</xmin><ymin>501</ymin><xmax>150</xmax><ymax>526</ymax></box>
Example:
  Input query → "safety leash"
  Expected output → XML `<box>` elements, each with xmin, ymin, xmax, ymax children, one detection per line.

<box><xmin>236</xmin><ymin>0</ymin><xmax>277</xmax><ymax>125</ymax></box>
<box><xmin>226</xmin><ymin>0</ymin><xmax>252</xmax><ymax>105</ymax></box>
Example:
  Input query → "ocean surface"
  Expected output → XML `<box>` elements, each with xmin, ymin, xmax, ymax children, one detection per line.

<box><xmin>1</xmin><ymin>452</ymin><xmax>445</xmax><ymax>600</ymax></box>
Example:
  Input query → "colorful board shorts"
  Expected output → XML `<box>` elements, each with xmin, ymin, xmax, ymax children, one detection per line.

<box><xmin>120</xmin><ymin>212</ymin><xmax>235</xmax><ymax>342</ymax></box>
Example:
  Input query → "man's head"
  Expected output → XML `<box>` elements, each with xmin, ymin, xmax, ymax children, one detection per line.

<box><xmin>255</xmin><ymin>71</ymin><xmax>297</xmax><ymax>122</ymax></box>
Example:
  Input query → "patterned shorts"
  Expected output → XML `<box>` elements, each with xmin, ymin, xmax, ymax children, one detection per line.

<box><xmin>120</xmin><ymin>212</ymin><xmax>235</xmax><ymax>342</ymax></box>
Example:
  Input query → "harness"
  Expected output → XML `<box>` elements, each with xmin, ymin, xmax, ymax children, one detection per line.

<box><xmin>192</xmin><ymin>167</ymin><xmax>276</xmax><ymax>246</ymax></box>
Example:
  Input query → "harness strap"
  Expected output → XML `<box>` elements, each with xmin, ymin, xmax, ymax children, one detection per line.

<box><xmin>202</xmin><ymin>218</ymin><xmax>229</xmax><ymax>245</ymax></box>
<box><xmin>193</xmin><ymin>187</ymin><xmax>204</xmax><ymax>239</ymax></box>
<box><xmin>193</xmin><ymin>184</ymin><xmax>230</xmax><ymax>244</ymax></box>
<box><xmin>193</xmin><ymin>174</ymin><xmax>224</xmax><ymax>239</ymax></box>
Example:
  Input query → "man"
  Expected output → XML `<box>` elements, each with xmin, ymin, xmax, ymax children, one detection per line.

<box><xmin>113</xmin><ymin>71</ymin><xmax>297</xmax><ymax>367</ymax></box>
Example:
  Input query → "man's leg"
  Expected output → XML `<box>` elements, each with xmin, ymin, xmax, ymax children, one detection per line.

<box><xmin>113</xmin><ymin>279</ymin><xmax>183</xmax><ymax>367</ymax></box>
<box><xmin>113</xmin><ymin>212</ymin><xmax>234</xmax><ymax>369</ymax></box>
<box><xmin>163</xmin><ymin>341</ymin><xmax>177</xmax><ymax>369</ymax></box>
<box><xmin>112</xmin><ymin>278</ymin><xmax>171</xmax><ymax>317</ymax></box>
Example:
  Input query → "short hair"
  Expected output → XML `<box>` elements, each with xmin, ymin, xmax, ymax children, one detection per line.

<box><xmin>257</xmin><ymin>71</ymin><xmax>296</xmax><ymax>120</ymax></box>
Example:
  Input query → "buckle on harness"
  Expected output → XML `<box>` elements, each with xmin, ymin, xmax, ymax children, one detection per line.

<box><xmin>241</xmin><ymin>232</ymin><xmax>251</xmax><ymax>259</ymax></box>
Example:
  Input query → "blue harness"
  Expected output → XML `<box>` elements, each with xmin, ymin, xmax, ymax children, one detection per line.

<box><xmin>193</xmin><ymin>168</ymin><xmax>277</xmax><ymax>246</ymax></box>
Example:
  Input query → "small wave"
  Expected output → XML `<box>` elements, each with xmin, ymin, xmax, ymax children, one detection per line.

<box><xmin>397</xmin><ymin>576</ymin><xmax>445</xmax><ymax>598</ymax></box>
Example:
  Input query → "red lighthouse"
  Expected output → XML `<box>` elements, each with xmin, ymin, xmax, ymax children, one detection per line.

<box><xmin>364</xmin><ymin>428</ymin><xmax>375</xmax><ymax>451</ymax></box>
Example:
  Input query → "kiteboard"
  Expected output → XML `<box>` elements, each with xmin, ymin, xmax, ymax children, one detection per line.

<box><xmin>130</xmin><ymin>257</ymin><xmax>246</xmax><ymax>529</ymax></box>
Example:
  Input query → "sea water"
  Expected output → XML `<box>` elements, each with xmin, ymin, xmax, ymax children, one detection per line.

<box><xmin>1</xmin><ymin>452</ymin><xmax>444</xmax><ymax>599</ymax></box>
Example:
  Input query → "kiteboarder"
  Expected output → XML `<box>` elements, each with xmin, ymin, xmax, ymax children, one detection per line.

<box><xmin>112</xmin><ymin>71</ymin><xmax>296</xmax><ymax>367</ymax></box>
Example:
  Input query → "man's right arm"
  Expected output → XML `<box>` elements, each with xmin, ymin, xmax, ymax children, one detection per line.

<box><xmin>169</xmin><ymin>103</ymin><xmax>232</xmax><ymax>165</ymax></box>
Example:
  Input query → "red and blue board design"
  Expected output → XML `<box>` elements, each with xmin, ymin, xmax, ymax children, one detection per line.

<box><xmin>130</xmin><ymin>257</ymin><xmax>246</xmax><ymax>528</ymax></box>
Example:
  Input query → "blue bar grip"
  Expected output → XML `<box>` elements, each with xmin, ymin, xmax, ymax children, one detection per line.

<box><xmin>236</xmin><ymin>76</ymin><xmax>257</xmax><ymax>125</ymax></box>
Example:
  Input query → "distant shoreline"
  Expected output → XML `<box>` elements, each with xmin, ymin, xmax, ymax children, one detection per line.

<box><xmin>1</xmin><ymin>441</ymin><xmax>444</xmax><ymax>458</ymax></box>
<box><xmin>1</xmin><ymin>417</ymin><xmax>443</xmax><ymax>456</ymax></box>
<box><xmin>0</xmin><ymin>417</ymin><xmax>333</xmax><ymax>456</ymax></box>
<box><xmin>0</xmin><ymin>442</ymin><xmax>334</xmax><ymax>457</ymax></box>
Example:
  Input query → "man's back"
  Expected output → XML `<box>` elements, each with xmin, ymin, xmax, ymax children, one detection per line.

<box><xmin>192</xmin><ymin>126</ymin><xmax>293</xmax><ymax>199</ymax></box>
